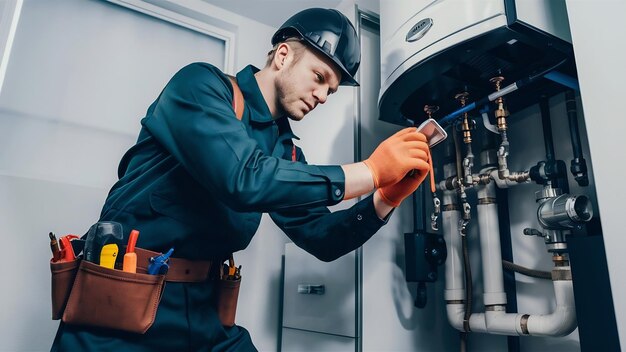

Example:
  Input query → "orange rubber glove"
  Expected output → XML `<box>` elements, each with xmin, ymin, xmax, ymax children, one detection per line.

<box><xmin>378</xmin><ymin>148</ymin><xmax>435</xmax><ymax>207</ymax></box>
<box><xmin>363</xmin><ymin>127</ymin><xmax>430</xmax><ymax>188</ymax></box>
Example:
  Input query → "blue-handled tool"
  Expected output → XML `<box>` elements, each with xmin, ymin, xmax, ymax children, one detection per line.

<box><xmin>147</xmin><ymin>248</ymin><xmax>174</xmax><ymax>275</ymax></box>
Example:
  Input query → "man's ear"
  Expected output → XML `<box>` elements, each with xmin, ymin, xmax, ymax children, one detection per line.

<box><xmin>273</xmin><ymin>43</ymin><xmax>290</xmax><ymax>69</ymax></box>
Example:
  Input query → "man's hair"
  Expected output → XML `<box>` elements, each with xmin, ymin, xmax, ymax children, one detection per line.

<box><xmin>265</xmin><ymin>37</ymin><xmax>307</xmax><ymax>68</ymax></box>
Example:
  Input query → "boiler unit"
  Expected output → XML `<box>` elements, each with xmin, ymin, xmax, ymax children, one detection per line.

<box><xmin>379</xmin><ymin>0</ymin><xmax>619</xmax><ymax>350</ymax></box>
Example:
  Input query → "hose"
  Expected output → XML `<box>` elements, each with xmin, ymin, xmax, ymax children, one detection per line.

<box><xmin>502</xmin><ymin>260</ymin><xmax>551</xmax><ymax>280</ymax></box>
<box><xmin>539</xmin><ymin>96</ymin><xmax>555</xmax><ymax>163</ymax></box>
<box><xmin>565</xmin><ymin>91</ymin><xmax>582</xmax><ymax>160</ymax></box>
<box><xmin>453</xmin><ymin>123</ymin><xmax>464</xmax><ymax>182</ymax></box>
<box><xmin>460</xmin><ymin>332</ymin><xmax>468</xmax><ymax>352</ymax></box>
<box><xmin>462</xmin><ymin>235</ymin><xmax>473</xmax><ymax>331</ymax></box>
<box><xmin>565</xmin><ymin>90</ymin><xmax>589</xmax><ymax>186</ymax></box>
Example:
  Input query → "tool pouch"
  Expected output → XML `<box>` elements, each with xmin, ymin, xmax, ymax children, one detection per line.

<box><xmin>50</xmin><ymin>259</ymin><xmax>80</xmax><ymax>320</ymax></box>
<box><xmin>60</xmin><ymin>260</ymin><xmax>165</xmax><ymax>334</ymax></box>
<box><xmin>215</xmin><ymin>276</ymin><xmax>241</xmax><ymax>327</ymax></box>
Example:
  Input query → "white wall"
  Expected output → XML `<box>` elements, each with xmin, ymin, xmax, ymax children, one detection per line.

<box><xmin>565</xmin><ymin>0</ymin><xmax>626</xmax><ymax>348</ymax></box>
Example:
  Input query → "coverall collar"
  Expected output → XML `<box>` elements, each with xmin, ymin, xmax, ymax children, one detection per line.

<box><xmin>236</xmin><ymin>65</ymin><xmax>299</xmax><ymax>140</ymax></box>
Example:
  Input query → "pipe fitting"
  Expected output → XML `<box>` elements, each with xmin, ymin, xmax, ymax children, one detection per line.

<box><xmin>437</xmin><ymin>176</ymin><xmax>458</xmax><ymax>191</ymax></box>
<box><xmin>507</xmin><ymin>171</ymin><xmax>530</xmax><ymax>183</ymax></box>
<box><xmin>490</xmin><ymin>76</ymin><xmax>509</xmax><ymax>132</ymax></box>
<box><xmin>489</xmin><ymin>169</ymin><xmax>521</xmax><ymax>189</ymax></box>
<box><xmin>445</xmin><ymin>274</ymin><xmax>577</xmax><ymax>336</ymax></box>
<box><xmin>537</xmin><ymin>194</ymin><xmax>593</xmax><ymax>229</ymax></box>
<box><xmin>497</xmin><ymin>142</ymin><xmax>509</xmax><ymax>179</ymax></box>
<box><xmin>463</xmin><ymin>153</ymin><xmax>474</xmax><ymax>186</ymax></box>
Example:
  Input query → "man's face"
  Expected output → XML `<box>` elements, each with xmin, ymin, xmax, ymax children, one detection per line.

<box><xmin>275</xmin><ymin>46</ymin><xmax>341</xmax><ymax>121</ymax></box>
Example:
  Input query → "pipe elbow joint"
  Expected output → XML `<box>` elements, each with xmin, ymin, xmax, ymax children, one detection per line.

<box><xmin>527</xmin><ymin>308</ymin><xmax>577</xmax><ymax>336</ymax></box>
<box><xmin>446</xmin><ymin>303</ymin><xmax>465</xmax><ymax>331</ymax></box>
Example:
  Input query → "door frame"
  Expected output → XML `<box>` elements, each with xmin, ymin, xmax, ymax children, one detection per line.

<box><xmin>107</xmin><ymin>0</ymin><xmax>236</xmax><ymax>74</ymax></box>
<box><xmin>353</xmin><ymin>6</ymin><xmax>380</xmax><ymax>352</ymax></box>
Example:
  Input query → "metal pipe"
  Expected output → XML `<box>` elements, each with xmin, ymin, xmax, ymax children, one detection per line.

<box><xmin>537</xmin><ymin>194</ymin><xmax>593</xmax><ymax>229</ymax></box>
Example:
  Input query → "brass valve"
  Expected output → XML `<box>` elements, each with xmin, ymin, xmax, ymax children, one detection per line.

<box><xmin>489</xmin><ymin>76</ymin><xmax>509</xmax><ymax>132</ymax></box>
<box><xmin>455</xmin><ymin>92</ymin><xmax>472</xmax><ymax>144</ymax></box>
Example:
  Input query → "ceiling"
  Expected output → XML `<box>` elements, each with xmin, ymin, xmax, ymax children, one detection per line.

<box><xmin>201</xmin><ymin>0</ymin><xmax>343</xmax><ymax>28</ymax></box>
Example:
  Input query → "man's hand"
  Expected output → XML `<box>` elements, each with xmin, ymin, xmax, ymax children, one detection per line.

<box><xmin>363</xmin><ymin>128</ymin><xmax>430</xmax><ymax>188</ymax></box>
<box><xmin>377</xmin><ymin>148</ymin><xmax>432</xmax><ymax>208</ymax></box>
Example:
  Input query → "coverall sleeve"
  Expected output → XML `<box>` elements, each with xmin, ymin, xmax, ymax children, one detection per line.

<box><xmin>141</xmin><ymin>63</ymin><xmax>345</xmax><ymax>212</ymax></box>
<box><xmin>269</xmin><ymin>147</ymin><xmax>388</xmax><ymax>262</ymax></box>
<box><xmin>269</xmin><ymin>194</ymin><xmax>388</xmax><ymax>262</ymax></box>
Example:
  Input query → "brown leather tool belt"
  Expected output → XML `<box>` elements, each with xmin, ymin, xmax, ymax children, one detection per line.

<box><xmin>135</xmin><ymin>247</ymin><xmax>213</xmax><ymax>282</ymax></box>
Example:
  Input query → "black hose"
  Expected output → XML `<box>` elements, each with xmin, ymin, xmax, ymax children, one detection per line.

<box><xmin>460</xmin><ymin>332</ymin><xmax>468</xmax><ymax>352</ymax></box>
<box><xmin>462</xmin><ymin>235</ymin><xmax>473</xmax><ymax>332</ymax></box>
<box><xmin>502</xmin><ymin>260</ymin><xmax>551</xmax><ymax>280</ymax></box>
<box><xmin>412</xmin><ymin>188</ymin><xmax>424</xmax><ymax>231</ymax></box>
<box><xmin>539</xmin><ymin>96</ymin><xmax>555</xmax><ymax>163</ymax></box>
<box><xmin>566</xmin><ymin>90</ymin><xmax>583</xmax><ymax>160</ymax></box>
<box><xmin>453</xmin><ymin>123</ymin><xmax>464</xmax><ymax>182</ymax></box>
<box><xmin>565</xmin><ymin>90</ymin><xmax>589</xmax><ymax>186</ymax></box>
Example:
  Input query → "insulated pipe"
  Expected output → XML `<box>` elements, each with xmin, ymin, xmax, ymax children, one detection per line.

<box><xmin>525</xmin><ymin>273</ymin><xmax>577</xmax><ymax>336</ymax></box>
<box><xmin>442</xmin><ymin>163</ymin><xmax>464</xmax><ymax>303</ymax></box>
<box><xmin>443</xmin><ymin>210</ymin><xmax>464</xmax><ymax>300</ymax></box>
<box><xmin>444</xmin><ymin>172</ymin><xmax>578</xmax><ymax>336</ymax></box>
<box><xmin>476</xmin><ymin>181</ymin><xmax>507</xmax><ymax>307</ymax></box>
<box><xmin>447</xmin><ymin>305</ymin><xmax>524</xmax><ymax>335</ymax></box>
<box><xmin>445</xmin><ymin>271</ymin><xmax>576</xmax><ymax>336</ymax></box>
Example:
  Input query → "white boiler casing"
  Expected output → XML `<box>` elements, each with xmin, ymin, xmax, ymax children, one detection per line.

<box><xmin>379</xmin><ymin>0</ymin><xmax>573</xmax><ymax>126</ymax></box>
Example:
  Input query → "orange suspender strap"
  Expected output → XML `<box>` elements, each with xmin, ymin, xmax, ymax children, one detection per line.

<box><xmin>228</xmin><ymin>75</ymin><xmax>245</xmax><ymax>120</ymax></box>
<box><xmin>227</xmin><ymin>75</ymin><xmax>296</xmax><ymax>162</ymax></box>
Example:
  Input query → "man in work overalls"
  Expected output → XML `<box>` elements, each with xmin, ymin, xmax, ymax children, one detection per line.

<box><xmin>52</xmin><ymin>8</ymin><xmax>431</xmax><ymax>351</ymax></box>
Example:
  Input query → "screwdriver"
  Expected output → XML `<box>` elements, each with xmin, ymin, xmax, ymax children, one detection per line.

<box><xmin>123</xmin><ymin>229</ymin><xmax>140</xmax><ymax>273</ymax></box>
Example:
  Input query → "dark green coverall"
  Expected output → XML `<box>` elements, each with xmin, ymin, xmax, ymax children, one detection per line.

<box><xmin>52</xmin><ymin>63</ymin><xmax>387</xmax><ymax>351</ymax></box>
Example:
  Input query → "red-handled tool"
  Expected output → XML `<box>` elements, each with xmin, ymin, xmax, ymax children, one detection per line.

<box><xmin>123</xmin><ymin>229</ymin><xmax>140</xmax><ymax>273</ymax></box>
<box><xmin>59</xmin><ymin>234</ymin><xmax>79</xmax><ymax>262</ymax></box>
